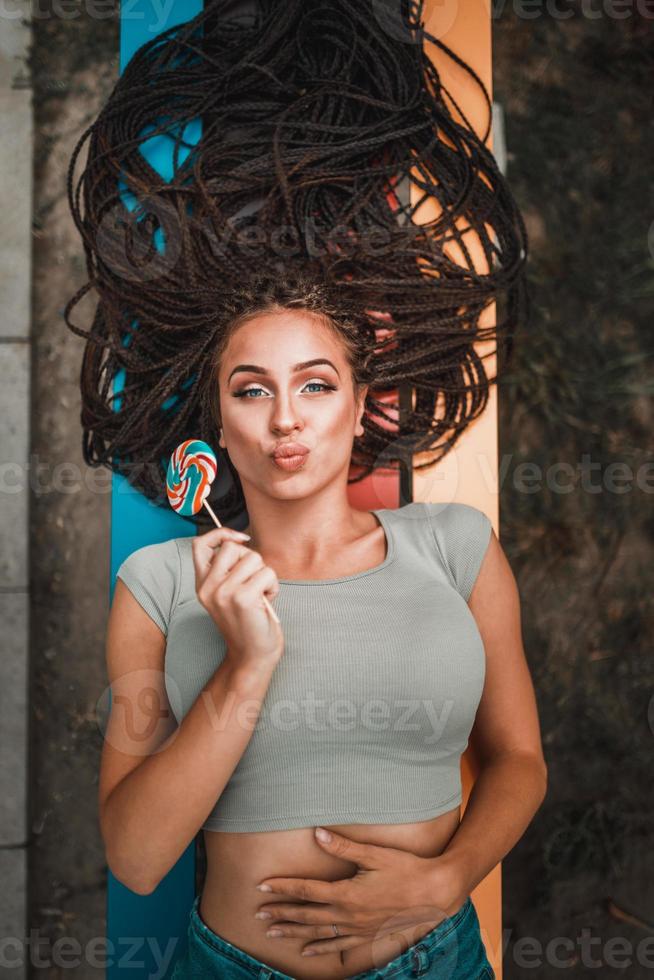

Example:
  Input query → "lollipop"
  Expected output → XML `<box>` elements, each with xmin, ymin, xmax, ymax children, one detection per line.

<box><xmin>166</xmin><ymin>439</ymin><xmax>280</xmax><ymax>624</ymax></box>
<box><xmin>166</xmin><ymin>439</ymin><xmax>217</xmax><ymax>517</ymax></box>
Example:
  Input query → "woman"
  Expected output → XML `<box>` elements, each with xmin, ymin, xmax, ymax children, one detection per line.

<box><xmin>100</xmin><ymin>274</ymin><xmax>547</xmax><ymax>979</ymax></box>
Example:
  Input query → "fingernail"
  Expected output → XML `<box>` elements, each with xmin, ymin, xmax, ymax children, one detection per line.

<box><xmin>315</xmin><ymin>827</ymin><xmax>332</xmax><ymax>842</ymax></box>
<box><xmin>257</xmin><ymin>884</ymin><xmax>272</xmax><ymax>892</ymax></box>
<box><xmin>233</xmin><ymin>532</ymin><xmax>251</xmax><ymax>539</ymax></box>
<box><xmin>302</xmin><ymin>949</ymin><xmax>317</xmax><ymax>956</ymax></box>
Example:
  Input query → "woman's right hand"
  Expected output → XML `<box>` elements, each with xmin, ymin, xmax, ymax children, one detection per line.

<box><xmin>192</xmin><ymin>526</ymin><xmax>284</xmax><ymax>669</ymax></box>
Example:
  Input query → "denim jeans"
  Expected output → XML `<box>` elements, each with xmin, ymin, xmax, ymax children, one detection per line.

<box><xmin>170</xmin><ymin>892</ymin><xmax>496</xmax><ymax>979</ymax></box>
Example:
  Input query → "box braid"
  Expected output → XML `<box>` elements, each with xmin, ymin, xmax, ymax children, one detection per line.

<box><xmin>64</xmin><ymin>0</ymin><xmax>529</xmax><ymax>524</ymax></box>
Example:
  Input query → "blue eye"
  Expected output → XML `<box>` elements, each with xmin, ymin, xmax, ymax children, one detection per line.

<box><xmin>232</xmin><ymin>382</ymin><xmax>336</xmax><ymax>398</ymax></box>
<box><xmin>234</xmin><ymin>386</ymin><xmax>265</xmax><ymax>398</ymax></box>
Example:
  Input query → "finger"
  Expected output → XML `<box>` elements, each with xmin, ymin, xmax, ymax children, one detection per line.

<box><xmin>264</xmin><ymin>922</ymin><xmax>356</xmax><ymax>941</ymax></box>
<box><xmin>258</xmin><ymin>902</ymin><xmax>341</xmax><ymax>925</ymax></box>
<box><xmin>313</xmin><ymin>828</ymin><xmax>385</xmax><ymax>869</ymax></box>
<box><xmin>192</xmin><ymin>528</ymin><xmax>249</xmax><ymax>575</ymax></box>
<box><xmin>194</xmin><ymin>539</ymin><xmax>246</xmax><ymax>587</ymax></box>
<box><xmin>204</xmin><ymin>544</ymin><xmax>263</xmax><ymax>589</ymax></box>
<box><xmin>301</xmin><ymin>934</ymin><xmax>366</xmax><ymax>956</ymax></box>
<box><xmin>232</xmin><ymin>566</ymin><xmax>280</xmax><ymax>606</ymax></box>
<box><xmin>257</xmin><ymin>878</ymin><xmax>340</xmax><ymax>904</ymax></box>
<box><xmin>196</xmin><ymin>526</ymin><xmax>250</xmax><ymax>549</ymax></box>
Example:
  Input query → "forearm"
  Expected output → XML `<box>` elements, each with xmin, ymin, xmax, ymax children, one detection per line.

<box><xmin>426</xmin><ymin>752</ymin><xmax>548</xmax><ymax>908</ymax></box>
<box><xmin>103</xmin><ymin>656</ymin><xmax>277</xmax><ymax>893</ymax></box>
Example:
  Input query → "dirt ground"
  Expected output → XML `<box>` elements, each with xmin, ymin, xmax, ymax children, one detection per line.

<box><xmin>29</xmin><ymin>5</ymin><xmax>119</xmax><ymax>974</ymax></box>
<box><xmin>493</xmin><ymin>12</ymin><xmax>654</xmax><ymax>979</ymax></box>
<box><xmin>27</xmin><ymin>4</ymin><xmax>653</xmax><ymax>978</ymax></box>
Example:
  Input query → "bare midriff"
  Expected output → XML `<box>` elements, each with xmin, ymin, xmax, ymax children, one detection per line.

<box><xmin>200</xmin><ymin>806</ymin><xmax>462</xmax><ymax>980</ymax></box>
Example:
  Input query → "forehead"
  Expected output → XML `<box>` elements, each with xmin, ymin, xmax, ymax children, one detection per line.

<box><xmin>224</xmin><ymin>310</ymin><xmax>343</xmax><ymax>361</ymax></box>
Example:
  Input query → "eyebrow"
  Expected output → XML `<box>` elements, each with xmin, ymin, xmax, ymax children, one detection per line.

<box><xmin>227</xmin><ymin>358</ymin><xmax>341</xmax><ymax>383</ymax></box>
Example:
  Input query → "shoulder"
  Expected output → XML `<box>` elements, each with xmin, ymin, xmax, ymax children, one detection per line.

<box><xmin>115</xmin><ymin>538</ymin><xmax>183</xmax><ymax>636</ymax></box>
<box><xmin>114</xmin><ymin>536</ymin><xmax>183</xmax><ymax>583</ymax></box>
<box><xmin>389</xmin><ymin>500</ymin><xmax>492</xmax><ymax>537</ymax></box>
<box><xmin>116</xmin><ymin>537</ymin><xmax>181</xmax><ymax>578</ymax></box>
<box><xmin>423</xmin><ymin>500</ymin><xmax>492</xmax><ymax>536</ymax></box>
<box><xmin>387</xmin><ymin>499</ymin><xmax>489</xmax><ymax>519</ymax></box>
<box><xmin>419</xmin><ymin>501</ymin><xmax>494</xmax><ymax>602</ymax></box>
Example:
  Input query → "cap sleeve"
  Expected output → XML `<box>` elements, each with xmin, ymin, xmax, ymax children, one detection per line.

<box><xmin>425</xmin><ymin>502</ymin><xmax>493</xmax><ymax>602</ymax></box>
<box><xmin>115</xmin><ymin>539</ymin><xmax>181</xmax><ymax>636</ymax></box>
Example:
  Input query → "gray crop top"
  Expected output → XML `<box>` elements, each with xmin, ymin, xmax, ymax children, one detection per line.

<box><xmin>115</xmin><ymin>501</ymin><xmax>493</xmax><ymax>832</ymax></box>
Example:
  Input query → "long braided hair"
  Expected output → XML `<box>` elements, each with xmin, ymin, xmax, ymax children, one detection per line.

<box><xmin>64</xmin><ymin>0</ymin><xmax>529</xmax><ymax>525</ymax></box>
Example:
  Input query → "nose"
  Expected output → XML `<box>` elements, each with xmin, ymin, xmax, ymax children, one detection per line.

<box><xmin>268</xmin><ymin>388</ymin><xmax>304</xmax><ymax>434</ymax></box>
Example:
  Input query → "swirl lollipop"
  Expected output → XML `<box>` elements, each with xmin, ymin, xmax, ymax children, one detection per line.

<box><xmin>166</xmin><ymin>439</ymin><xmax>218</xmax><ymax>518</ymax></box>
<box><xmin>166</xmin><ymin>439</ymin><xmax>280</xmax><ymax>624</ymax></box>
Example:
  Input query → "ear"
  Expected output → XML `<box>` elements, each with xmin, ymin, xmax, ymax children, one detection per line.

<box><xmin>355</xmin><ymin>384</ymin><xmax>369</xmax><ymax>437</ymax></box>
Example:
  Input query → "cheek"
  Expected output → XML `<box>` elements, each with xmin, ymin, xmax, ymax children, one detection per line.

<box><xmin>316</xmin><ymin>397</ymin><xmax>357</xmax><ymax>434</ymax></box>
<box><xmin>219</xmin><ymin>413</ymin><xmax>261</xmax><ymax>468</ymax></box>
<box><xmin>223</xmin><ymin>408</ymin><xmax>260</xmax><ymax>441</ymax></box>
<box><xmin>310</xmin><ymin>406</ymin><xmax>360</xmax><ymax>468</ymax></box>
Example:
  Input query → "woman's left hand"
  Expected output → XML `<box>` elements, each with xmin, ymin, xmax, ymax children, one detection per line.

<box><xmin>254</xmin><ymin>827</ymin><xmax>467</xmax><ymax>957</ymax></box>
